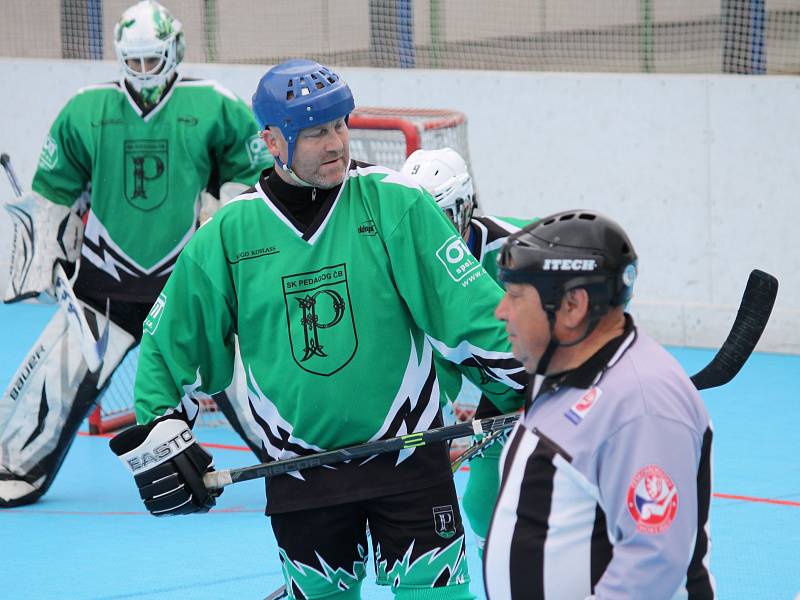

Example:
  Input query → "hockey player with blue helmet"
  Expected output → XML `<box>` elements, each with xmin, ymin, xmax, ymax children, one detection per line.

<box><xmin>252</xmin><ymin>59</ymin><xmax>355</xmax><ymax>188</ymax></box>
<box><xmin>111</xmin><ymin>58</ymin><xmax>527</xmax><ymax>599</ymax></box>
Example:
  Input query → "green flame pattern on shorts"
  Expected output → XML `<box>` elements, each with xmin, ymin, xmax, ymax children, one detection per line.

<box><xmin>376</xmin><ymin>535</ymin><xmax>470</xmax><ymax>589</ymax></box>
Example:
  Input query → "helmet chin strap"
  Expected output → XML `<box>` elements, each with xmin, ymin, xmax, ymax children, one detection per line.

<box><xmin>534</xmin><ymin>305</ymin><xmax>603</xmax><ymax>375</ymax></box>
<box><xmin>535</xmin><ymin>313</ymin><xmax>561</xmax><ymax>376</ymax></box>
<box><xmin>274</xmin><ymin>155</ymin><xmax>316</xmax><ymax>188</ymax></box>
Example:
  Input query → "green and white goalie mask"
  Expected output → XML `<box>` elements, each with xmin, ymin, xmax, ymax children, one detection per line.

<box><xmin>114</xmin><ymin>0</ymin><xmax>184</xmax><ymax>104</ymax></box>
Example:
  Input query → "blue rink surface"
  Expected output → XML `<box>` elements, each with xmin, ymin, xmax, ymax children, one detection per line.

<box><xmin>1</xmin><ymin>303</ymin><xmax>799</xmax><ymax>599</ymax></box>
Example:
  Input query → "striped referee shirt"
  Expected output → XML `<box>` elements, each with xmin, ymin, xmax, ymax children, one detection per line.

<box><xmin>484</xmin><ymin>316</ymin><xmax>715</xmax><ymax>599</ymax></box>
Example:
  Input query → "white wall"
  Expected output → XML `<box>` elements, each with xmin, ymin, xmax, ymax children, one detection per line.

<box><xmin>1</xmin><ymin>58</ymin><xmax>797</xmax><ymax>354</ymax></box>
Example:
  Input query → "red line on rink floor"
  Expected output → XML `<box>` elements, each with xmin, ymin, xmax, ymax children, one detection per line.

<box><xmin>0</xmin><ymin>506</ymin><xmax>264</xmax><ymax>516</ymax></box>
<box><xmin>712</xmin><ymin>493</ymin><xmax>800</xmax><ymax>508</ymax></box>
<box><xmin>77</xmin><ymin>432</ymin><xmax>800</xmax><ymax>509</ymax></box>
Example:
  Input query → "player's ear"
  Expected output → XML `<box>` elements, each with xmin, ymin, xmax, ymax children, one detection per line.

<box><xmin>560</xmin><ymin>288</ymin><xmax>590</xmax><ymax>327</ymax></box>
<box><xmin>261</xmin><ymin>128</ymin><xmax>280</xmax><ymax>157</ymax></box>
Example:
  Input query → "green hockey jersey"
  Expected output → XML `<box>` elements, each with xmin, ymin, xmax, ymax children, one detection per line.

<box><xmin>32</xmin><ymin>75</ymin><xmax>272</xmax><ymax>304</ymax></box>
<box><xmin>135</xmin><ymin>161</ymin><xmax>526</xmax><ymax>513</ymax></box>
<box><xmin>436</xmin><ymin>215</ymin><xmax>536</xmax><ymax>409</ymax></box>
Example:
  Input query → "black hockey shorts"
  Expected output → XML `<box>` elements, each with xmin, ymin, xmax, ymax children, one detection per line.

<box><xmin>270</xmin><ymin>478</ymin><xmax>472</xmax><ymax>598</ymax></box>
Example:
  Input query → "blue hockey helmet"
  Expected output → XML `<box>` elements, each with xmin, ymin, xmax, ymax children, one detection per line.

<box><xmin>498</xmin><ymin>210</ymin><xmax>638</xmax><ymax>318</ymax></box>
<box><xmin>252</xmin><ymin>59</ymin><xmax>355</xmax><ymax>168</ymax></box>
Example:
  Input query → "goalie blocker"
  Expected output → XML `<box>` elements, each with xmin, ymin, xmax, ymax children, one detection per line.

<box><xmin>110</xmin><ymin>415</ymin><xmax>221</xmax><ymax>516</ymax></box>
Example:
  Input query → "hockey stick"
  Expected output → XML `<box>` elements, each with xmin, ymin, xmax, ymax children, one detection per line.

<box><xmin>450</xmin><ymin>427</ymin><xmax>508</xmax><ymax>473</ymax></box>
<box><xmin>204</xmin><ymin>411</ymin><xmax>522</xmax><ymax>490</ymax></box>
<box><xmin>2</xmin><ymin>152</ymin><xmax>109</xmax><ymax>373</ymax></box>
<box><xmin>204</xmin><ymin>268</ymin><xmax>778</xmax><ymax>491</ymax></box>
<box><xmin>689</xmin><ymin>269</ymin><xmax>778</xmax><ymax>389</ymax></box>
<box><xmin>264</xmin><ymin>586</ymin><xmax>288</xmax><ymax>600</ymax></box>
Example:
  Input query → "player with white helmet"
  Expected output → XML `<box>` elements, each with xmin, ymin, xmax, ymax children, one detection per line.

<box><xmin>114</xmin><ymin>0</ymin><xmax>185</xmax><ymax>106</ymax></box>
<box><xmin>402</xmin><ymin>148</ymin><xmax>534</xmax><ymax>555</ymax></box>
<box><xmin>0</xmin><ymin>0</ymin><xmax>272</xmax><ymax>507</ymax></box>
<box><xmin>403</xmin><ymin>147</ymin><xmax>476</xmax><ymax>238</ymax></box>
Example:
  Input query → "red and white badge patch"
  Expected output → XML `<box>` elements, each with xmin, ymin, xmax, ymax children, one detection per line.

<box><xmin>564</xmin><ymin>386</ymin><xmax>602</xmax><ymax>425</ymax></box>
<box><xmin>626</xmin><ymin>465</ymin><xmax>679</xmax><ymax>534</ymax></box>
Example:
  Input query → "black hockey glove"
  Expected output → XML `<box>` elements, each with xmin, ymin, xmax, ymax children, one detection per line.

<box><xmin>109</xmin><ymin>415</ymin><xmax>221</xmax><ymax>516</ymax></box>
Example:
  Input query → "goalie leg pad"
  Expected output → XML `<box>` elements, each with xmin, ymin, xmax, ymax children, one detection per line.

<box><xmin>0</xmin><ymin>301</ymin><xmax>134</xmax><ymax>507</ymax></box>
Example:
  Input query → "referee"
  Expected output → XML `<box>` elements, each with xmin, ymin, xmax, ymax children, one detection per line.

<box><xmin>485</xmin><ymin>210</ymin><xmax>715</xmax><ymax>600</ymax></box>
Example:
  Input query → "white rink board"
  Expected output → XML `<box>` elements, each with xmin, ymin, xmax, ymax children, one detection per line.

<box><xmin>0</xmin><ymin>58</ymin><xmax>797</xmax><ymax>353</ymax></box>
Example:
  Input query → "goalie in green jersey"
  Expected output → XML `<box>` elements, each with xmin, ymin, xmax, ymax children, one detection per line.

<box><xmin>0</xmin><ymin>0</ymin><xmax>272</xmax><ymax>508</ymax></box>
<box><xmin>110</xmin><ymin>58</ymin><xmax>527</xmax><ymax>599</ymax></box>
<box><xmin>401</xmin><ymin>148</ymin><xmax>536</xmax><ymax>557</ymax></box>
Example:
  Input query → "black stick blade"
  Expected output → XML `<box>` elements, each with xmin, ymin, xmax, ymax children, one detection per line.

<box><xmin>690</xmin><ymin>269</ymin><xmax>778</xmax><ymax>391</ymax></box>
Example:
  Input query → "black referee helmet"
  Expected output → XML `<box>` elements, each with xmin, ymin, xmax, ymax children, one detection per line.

<box><xmin>498</xmin><ymin>210</ymin><xmax>638</xmax><ymax>319</ymax></box>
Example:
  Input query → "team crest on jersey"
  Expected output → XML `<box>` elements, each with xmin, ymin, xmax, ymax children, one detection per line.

<box><xmin>433</xmin><ymin>505</ymin><xmax>456</xmax><ymax>539</ymax></box>
<box><xmin>564</xmin><ymin>386</ymin><xmax>603</xmax><ymax>425</ymax></box>
<box><xmin>626</xmin><ymin>465</ymin><xmax>679</xmax><ymax>534</ymax></box>
<box><xmin>38</xmin><ymin>134</ymin><xmax>59</xmax><ymax>171</ymax></box>
<box><xmin>124</xmin><ymin>139</ymin><xmax>168</xmax><ymax>211</ymax></box>
<box><xmin>283</xmin><ymin>264</ymin><xmax>358</xmax><ymax>376</ymax></box>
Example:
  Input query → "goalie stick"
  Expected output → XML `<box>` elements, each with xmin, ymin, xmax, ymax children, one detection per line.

<box><xmin>204</xmin><ymin>268</ymin><xmax>778</xmax><ymax>492</ymax></box>
<box><xmin>1</xmin><ymin>152</ymin><xmax>109</xmax><ymax>373</ymax></box>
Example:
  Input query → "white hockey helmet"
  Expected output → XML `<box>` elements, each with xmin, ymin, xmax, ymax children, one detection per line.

<box><xmin>113</xmin><ymin>1</ymin><xmax>184</xmax><ymax>93</ymax></box>
<box><xmin>401</xmin><ymin>148</ymin><xmax>475</xmax><ymax>237</ymax></box>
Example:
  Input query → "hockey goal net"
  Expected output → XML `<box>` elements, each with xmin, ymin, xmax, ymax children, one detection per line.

<box><xmin>87</xmin><ymin>105</ymin><xmax>472</xmax><ymax>435</ymax></box>
<box><xmin>348</xmin><ymin>107</ymin><xmax>472</xmax><ymax>172</ymax></box>
<box><xmin>87</xmin><ymin>345</ymin><xmax>224</xmax><ymax>434</ymax></box>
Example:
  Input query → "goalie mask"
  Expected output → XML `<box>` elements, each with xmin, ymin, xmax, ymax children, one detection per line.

<box><xmin>401</xmin><ymin>148</ymin><xmax>475</xmax><ymax>237</ymax></box>
<box><xmin>114</xmin><ymin>0</ymin><xmax>184</xmax><ymax>101</ymax></box>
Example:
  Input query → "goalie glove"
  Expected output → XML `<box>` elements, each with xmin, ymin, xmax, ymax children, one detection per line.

<box><xmin>109</xmin><ymin>415</ymin><xmax>222</xmax><ymax>516</ymax></box>
<box><xmin>3</xmin><ymin>191</ymin><xmax>83</xmax><ymax>303</ymax></box>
